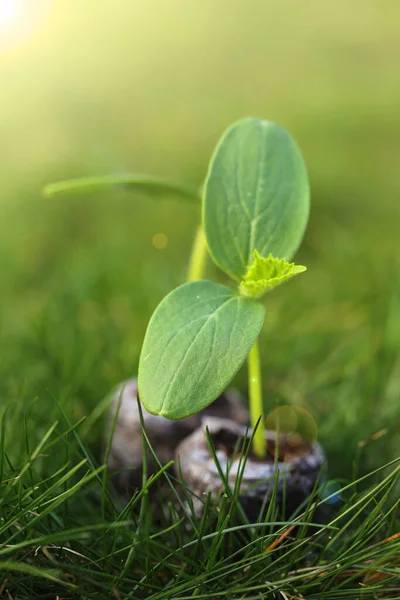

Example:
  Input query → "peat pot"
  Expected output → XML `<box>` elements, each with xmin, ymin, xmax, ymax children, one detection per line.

<box><xmin>175</xmin><ymin>416</ymin><xmax>326</xmax><ymax>520</ymax></box>
<box><xmin>106</xmin><ymin>378</ymin><xmax>248</xmax><ymax>492</ymax></box>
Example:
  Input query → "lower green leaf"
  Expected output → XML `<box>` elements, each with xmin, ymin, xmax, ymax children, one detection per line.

<box><xmin>138</xmin><ymin>280</ymin><xmax>265</xmax><ymax>419</ymax></box>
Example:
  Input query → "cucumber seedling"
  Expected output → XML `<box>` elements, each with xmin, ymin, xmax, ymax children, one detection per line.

<box><xmin>138</xmin><ymin>118</ymin><xmax>309</xmax><ymax>456</ymax></box>
<box><xmin>45</xmin><ymin>117</ymin><xmax>310</xmax><ymax>457</ymax></box>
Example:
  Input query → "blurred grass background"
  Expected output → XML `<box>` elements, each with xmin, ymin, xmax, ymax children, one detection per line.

<box><xmin>1</xmin><ymin>0</ymin><xmax>399</xmax><ymax>479</ymax></box>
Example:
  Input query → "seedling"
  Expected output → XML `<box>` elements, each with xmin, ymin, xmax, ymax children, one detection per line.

<box><xmin>45</xmin><ymin>117</ymin><xmax>310</xmax><ymax>457</ymax></box>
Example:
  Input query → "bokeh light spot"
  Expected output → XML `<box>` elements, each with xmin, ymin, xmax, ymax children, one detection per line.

<box><xmin>266</xmin><ymin>406</ymin><xmax>298</xmax><ymax>435</ymax></box>
<box><xmin>152</xmin><ymin>233</ymin><xmax>168</xmax><ymax>249</ymax></box>
<box><xmin>265</xmin><ymin>405</ymin><xmax>319</xmax><ymax>459</ymax></box>
<box><xmin>289</xmin><ymin>406</ymin><xmax>318</xmax><ymax>445</ymax></box>
<box><xmin>320</xmin><ymin>480</ymin><xmax>342</xmax><ymax>505</ymax></box>
<box><xmin>266</xmin><ymin>406</ymin><xmax>318</xmax><ymax>443</ymax></box>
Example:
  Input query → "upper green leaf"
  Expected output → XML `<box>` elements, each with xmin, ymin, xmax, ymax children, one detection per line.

<box><xmin>138</xmin><ymin>280</ymin><xmax>265</xmax><ymax>419</ymax></box>
<box><xmin>239</xmin><ymin>250</ymin><xmax>306</xmax><ymax>298</ymax></box>
<box><xmin>203</xmin><ymin>118</ymin><xmax>310</xmax><ymax>281</ymax></box>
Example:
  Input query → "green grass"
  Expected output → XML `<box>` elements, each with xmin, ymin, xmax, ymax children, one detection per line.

<box><xmin>1</xmin><ymin>1</ymin><xmax>400</xmax><ymax>595</ymax></box>
<box><xmin>0</xmin><ymin>404</ymin><xmax>399</xmax><ymax>598</ymax></box>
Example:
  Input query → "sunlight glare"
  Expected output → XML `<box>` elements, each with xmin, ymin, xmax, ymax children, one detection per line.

<box><xmin>0</xmin><ymin>0</ymin><xmax>51</xmax><ymax>51</ymax></box>
<box><xmin>0</xmin><ymin>0</ymin><xmax>22</xmax><ymax>27</ymax></box>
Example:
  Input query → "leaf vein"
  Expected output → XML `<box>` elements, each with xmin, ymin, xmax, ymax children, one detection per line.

<box><xmin>159</xmin><ymin>296</ymin><xmax>237</xmax><ymax>415</ymax></box>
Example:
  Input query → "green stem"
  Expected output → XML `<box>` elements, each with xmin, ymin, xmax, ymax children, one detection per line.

<box><xmin>186</xmin><ymin>226</ymin><xmax>208</xmax><ymax>282</ymax></box>
<box><xmin>248</xmin><ymin>340</ymin><xmax>265</xmax><ymax>458</ymax></box>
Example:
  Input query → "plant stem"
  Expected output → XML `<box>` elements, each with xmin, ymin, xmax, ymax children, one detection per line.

<box><xmin>186</xmin><ymin>226</ymin><xmax>208</xmax><ymax>282</ymax></box>
<box><xmin>248</xmin><ymin>340</ymin><xmax>265</xmax><ymax>458</ymax></box>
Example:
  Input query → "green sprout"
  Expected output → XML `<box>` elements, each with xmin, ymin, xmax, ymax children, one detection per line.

<box><xmin>139</xmin><ymin>118</ymin><xmax>309</xmax><ymax>457</ymax></box>
<box><xmin>45</xmin><ymin>117</ymin><xmax>310</xmax><ymax>458</ymax></box>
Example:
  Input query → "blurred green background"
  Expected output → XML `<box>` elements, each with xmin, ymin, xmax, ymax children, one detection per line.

<box><xmin>1</xmin><ymin>0</ymin><xmax>399</xmax><ymax>477</ymax></box>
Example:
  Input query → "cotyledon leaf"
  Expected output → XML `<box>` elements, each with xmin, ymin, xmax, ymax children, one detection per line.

<box><xmin>43</xmin><ymin>174</ymin><xmax>200</xmax><ymax>203</ymax></box>
<box><xmin>203</xmin><ymin>117</ymin><xmax>310</xmax><ymax>281</ymax></box>
<box><xmin>138</xmin><ymin>280</ymin><xmax>265</xmax><ymax>419</ymax></box>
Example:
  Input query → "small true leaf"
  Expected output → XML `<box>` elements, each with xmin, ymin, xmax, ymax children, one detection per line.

<box><xmin>239</xmin><ymin>250</ymin><xmax>306</xmax><ymax>298</ymax></box>
<box><xmin>138</xmin><ymin>280</ymin><xmax>265</xmax><ymax>419</ymax></box>
<box><xmin>203</xmin><ymin>118</ymin><xmax>310</xmax><ymax>281</ymax></box>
